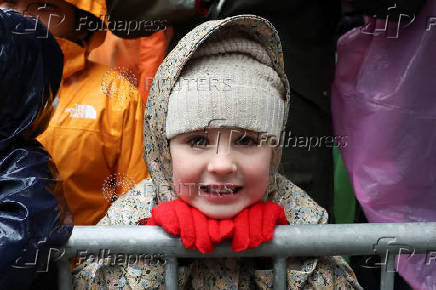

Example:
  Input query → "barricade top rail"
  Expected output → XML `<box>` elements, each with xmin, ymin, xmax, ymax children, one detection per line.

<box><xmin>65</xmin><ymin>222</ymin><xmax>436</xmax><ymax>258</ymax></box>
<box><xmin>57</xmin><ymin>222</ymin><xmax>436</xmax><ymax>290</ymax></box>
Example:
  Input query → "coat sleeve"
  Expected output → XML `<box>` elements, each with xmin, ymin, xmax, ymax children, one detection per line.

<box><xmin>0</xmin><ymin>142</ymin><xmax>73</xmax><ymax>288</ymax></box>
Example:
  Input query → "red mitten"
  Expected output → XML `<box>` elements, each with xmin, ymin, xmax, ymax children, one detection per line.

<box><xmin>260</xmin><ymin>202</ymin><xmax>288</xmax><ymax>242</ymax></box>
<box><xmin>220</xmin><ymin>219</ymin><xmax>234</xmax><ymax>239</ymax></box>
<box><xmin>209</xmin><ymin>219</ymin><xmax>234</xmax><ymax>243</ymax></box>
<box><xmin>248</xmin><ymin>202</ymin><xmax>264</xmax><ymax>248</ymax></box>
<box><xmin>151</xmin><ymin>199</ymin><xmax>195</xmax><ymax>249</ymax></box>
<box><xmin>138</xmin><ymin>200</ymin><xmax>287</xmax><ymax>253</ymax></box>
<box><xmin>232</xmin><ymin>208</ymin><xmax>250</xmax><ymax>252</ymax></box>
<box><xmin>208</xmin><ymin>219</ymin><xmax>220</xmax><ymax>243</ymax></box>
<box><xmin>232</xmin><ymin>202</ymin><xmax>288</xmax><ymax>252</ymax></box>
<box><xmin>191</xmin><ymin>207</ymin><xmax>214</xmax><ymax>253</ymax></box>
<box><xmin>138</xmin><ymin>199</ymin><xmax>214</xmax><ymax>253</ymax></box>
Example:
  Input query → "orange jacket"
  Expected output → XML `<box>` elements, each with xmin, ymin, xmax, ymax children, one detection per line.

<box><xmin>38</xmin><ymin>59</ymin><xmax>148</xmax><ymax>225</ymax></box>
<box><xmin>37</xmin><ymin>0</ymin><xmax>148</xmax><ymax>225</ymax></box>
<box><xmin>88</xmin><ymin>28</ymin><xmax>173</xmax><ymax>102</ymax></box>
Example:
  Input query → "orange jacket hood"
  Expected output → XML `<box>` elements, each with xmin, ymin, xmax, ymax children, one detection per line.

<box><xmin>57</xmin><ymin>0</ymin><xmax>106</xmax><ymax>78</ymax></box>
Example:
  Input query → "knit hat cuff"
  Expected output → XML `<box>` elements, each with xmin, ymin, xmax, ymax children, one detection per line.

<box><xmin>166</xmin><ymin>84</ymin><xmax>284</xmax><ymax>139</ymax></box>
<box><xmin>166</xmin><ymin>35</ymin><xmax>285</xmax><ymax>139</ymax></box>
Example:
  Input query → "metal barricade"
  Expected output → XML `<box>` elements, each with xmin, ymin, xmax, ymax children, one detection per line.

<box><xmin>57</xmin><ymin>222</ymin><xmax>436</xmax><ymax>290</ymax></box>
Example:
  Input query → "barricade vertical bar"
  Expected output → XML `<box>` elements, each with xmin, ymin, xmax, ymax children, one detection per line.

<box><xmin>165</xmin><ymin>256</ymin><xmax>178</xmax><ymax>290</ymax></box>
<box><xmin>57</xmin><ymin>255</ymin><xmax>72</xmax><ymax>290</ymax></box>
<box><xmin>380</xmin><ymin>253</ymin><xmax>395</xmax><ymax>290</ymax></box>
<box><xmin>273</xmin><ymin>257</ymin><xmax>286</xmax><ymax>290</ymax></box>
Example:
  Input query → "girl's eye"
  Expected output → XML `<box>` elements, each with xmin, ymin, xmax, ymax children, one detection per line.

<box><xmin>189</xmin><ymin>136</ymin><xmax>208</xmax><ymax>147</ymax></box>
<box><xmin>235</xmin><ymin>135</ymin><xmax>256</xmax><ymax>146</ymax></box>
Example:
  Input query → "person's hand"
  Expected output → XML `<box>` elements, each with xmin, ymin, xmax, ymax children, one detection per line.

<box><xmin>138</xmin><ymin>199</ymin><xmax>288</xmax><ymax>253</ymax></box>
<box><xmin>208</xmin><ymin>218</ymin><xmax>234</xmax><ymax>243</ymax></box>
<box><xmin>232</xmin><ymin>202</ymin><xmax>288</xmax><ymax>252</ymax></box>
<box><xmin>138</xmin><ymin>199</ymin><xmax>215</xmax><ymax>253</ymax></box>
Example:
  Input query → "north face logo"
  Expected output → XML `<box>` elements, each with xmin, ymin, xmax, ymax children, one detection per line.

<box><xmin>65</xmin><ymin>104</ymin><xmax>97</xmax><ymax>119</ymax></box>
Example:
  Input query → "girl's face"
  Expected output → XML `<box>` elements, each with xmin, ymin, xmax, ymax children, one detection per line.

<box><xmin>170</xmin><ymin>128</ymin><xmax>272</xmax><ymax>219</ymax></box>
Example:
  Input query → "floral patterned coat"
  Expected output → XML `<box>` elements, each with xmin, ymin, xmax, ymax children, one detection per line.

<box><xmin>74</xmin><ymin>15</ymin><xmax>362</xmax><ymax>289</ymax></box>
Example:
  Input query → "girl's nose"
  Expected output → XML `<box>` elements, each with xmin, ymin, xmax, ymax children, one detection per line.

<box><xmin>207</xmin><ymin>152</ymin><xmax>237</xmax><ymax>175</ymax></box>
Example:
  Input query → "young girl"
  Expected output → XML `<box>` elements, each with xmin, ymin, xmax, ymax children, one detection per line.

<box><xmin>74</xmin><ymin>15</ymin><xmax>361</xmax><ymax>289</ymax></box>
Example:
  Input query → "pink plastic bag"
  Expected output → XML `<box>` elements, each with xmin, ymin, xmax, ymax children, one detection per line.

<box><xmin>332</xmin><ymin>1</ymin><xmax>436</xmax><ymax>289</ymax></box>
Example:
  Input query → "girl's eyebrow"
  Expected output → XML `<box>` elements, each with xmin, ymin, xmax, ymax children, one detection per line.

<box><xmin>184</xmin><ymin>130</ymin><xmax>208</xmax><ymax>136</ymax></box>
<box><xmin>231</xmin><ymin>129</ymin><xmax>258</xmax><ymax>137</ymax></box>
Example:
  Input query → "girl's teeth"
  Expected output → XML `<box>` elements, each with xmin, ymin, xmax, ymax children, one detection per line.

<box><xmin>200</xmin><ymin>186</ymin><xmax>241</xmax><ymax>195</ymax></box>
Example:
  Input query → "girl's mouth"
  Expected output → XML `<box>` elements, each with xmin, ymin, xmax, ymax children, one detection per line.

<box><xmin>198</xmin><ymin>184</ymin><xmax>242</xmax><ymax>196</ymax></box>
<box><xmin>198</xmin><ymin>184</ymin><xmax>243</xmax><ymax>204</ymax></box>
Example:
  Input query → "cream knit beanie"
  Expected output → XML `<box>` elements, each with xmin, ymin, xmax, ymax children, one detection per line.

<box><xmin>166</xmin><ymin>32</ymin><xmax>285</xmax><ymax>139</ymax></box>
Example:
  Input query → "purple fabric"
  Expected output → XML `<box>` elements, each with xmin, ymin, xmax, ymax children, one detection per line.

<box><xmin>332</xmin><ymin>1</ymin><xmax>436</xmax><ymax>289</ymax></box>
